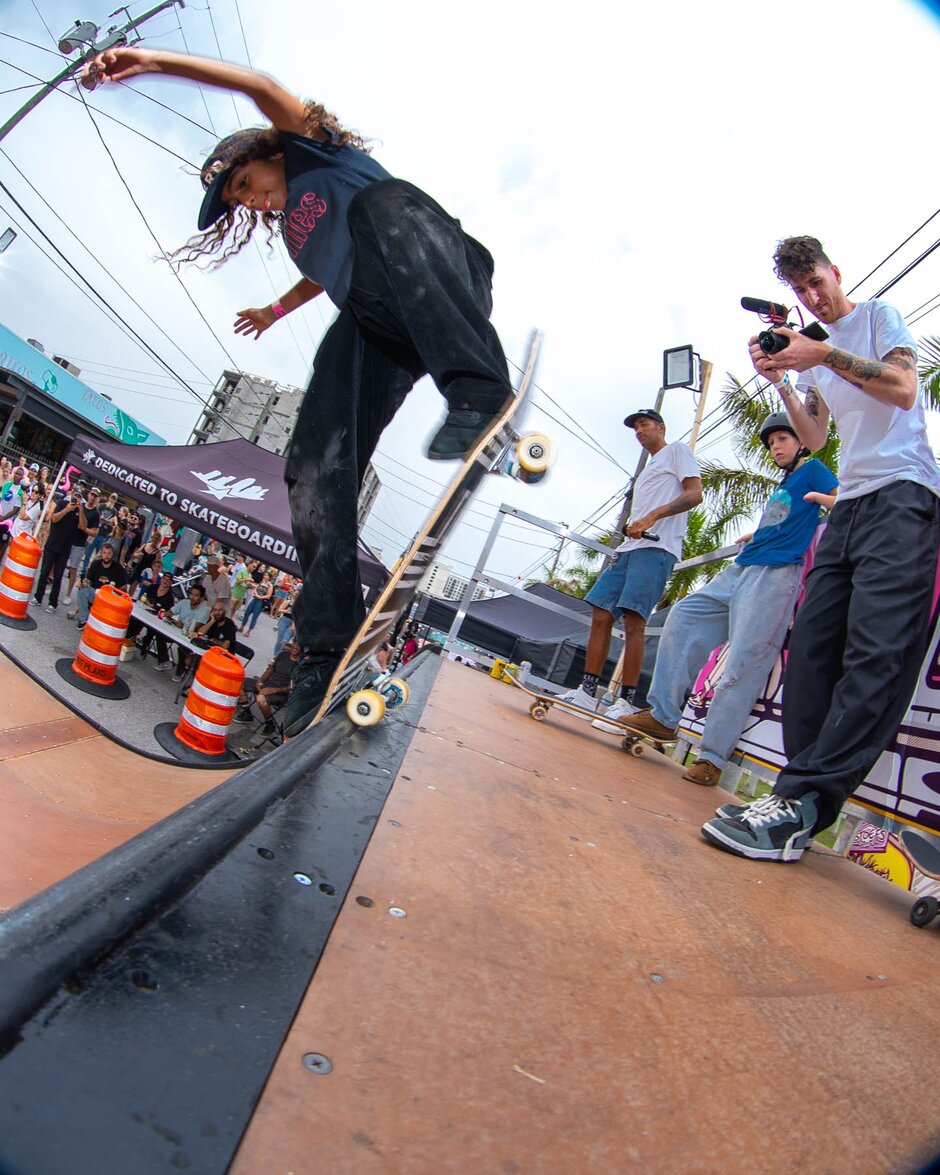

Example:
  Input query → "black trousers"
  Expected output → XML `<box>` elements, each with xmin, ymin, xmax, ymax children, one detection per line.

<box><xmin>34</xmin><ymin>547</ymin><xmax>69</xmax><ymax>607</ymax></box>
<box><xmin>287</xmin><ymin>179</ymin><xmax>510</xmax><ymax>654</ymax></box>
<box><xmin>775</xmin><ymin>480</ymin><xmax>940</xmax><ymax>830</ymax></box>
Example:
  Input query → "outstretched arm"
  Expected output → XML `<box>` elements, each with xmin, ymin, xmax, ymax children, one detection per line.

<box><xmin>234</xmin><ymin>278</ymin><xmax>324</xmax><ymax>340</ymax></box>
<box><xmin>87</xmin><ymin>47</ymin><xmax>317</xmax><ymax>137</ymax></box>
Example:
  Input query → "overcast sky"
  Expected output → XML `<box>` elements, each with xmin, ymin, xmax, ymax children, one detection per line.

<box><xmin>2</xmin><ymin>0</ymin><xmax>940</xmax><ymax>584</ymax></box>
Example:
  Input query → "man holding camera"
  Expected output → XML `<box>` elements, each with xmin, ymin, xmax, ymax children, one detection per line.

<box><xmin>702</xmin><ymin>235</ymin><xmax>940</xmax><ymax>863</ymax></box>
<box><xmin>33</xmin><ymin>486</ymin><xmax>93</xmax><ymax>612</ymax></box>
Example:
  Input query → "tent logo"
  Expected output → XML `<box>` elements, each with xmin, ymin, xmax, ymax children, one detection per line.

<box><xmin>191</xmin><ymin>469</ymin><xmax>269</xmax><ymax>502</ymax></box>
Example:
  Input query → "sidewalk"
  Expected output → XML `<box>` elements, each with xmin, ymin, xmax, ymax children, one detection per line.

<box><xmin>0</xmin><ymin>595</ymin><xmax>283</xmax><ymax>758</ymax></box>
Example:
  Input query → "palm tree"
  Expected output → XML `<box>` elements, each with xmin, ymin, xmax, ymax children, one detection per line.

<box><xmin>915</xmin><ymin>336</ymin><xmax>940</xmax><ymax>412</ymax></box>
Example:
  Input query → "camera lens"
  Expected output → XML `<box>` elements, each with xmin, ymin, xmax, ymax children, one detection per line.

<box><xmin>758</xmin><ymin>330</ymin><xmax>789</xmax><ymax>354</ymax></box>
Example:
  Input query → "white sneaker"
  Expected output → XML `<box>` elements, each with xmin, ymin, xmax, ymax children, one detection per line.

<box><xmin>46</xmin><ymin>604</ymin><xmax>56</xmax><ymax>613</ymax></box>
<box><xmin>592</xmin><ymin>698</ymin><xmax>640</xmax><ymax>733</ymax></box>
<box><xmin>556</xmin><ymin>685</ymin><xmax>602</xmax><ymax>713</ymax></box>
<box><xmin>62</xmin><ymin>595</ymin><xmax>72</xmax><ymax>606</ymax></box>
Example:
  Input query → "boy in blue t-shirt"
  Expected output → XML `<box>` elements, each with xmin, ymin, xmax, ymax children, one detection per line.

<box><xmin>621</xmin><ymin>415</ymin><xmax>838</xmax><ymax>786</ymax></box>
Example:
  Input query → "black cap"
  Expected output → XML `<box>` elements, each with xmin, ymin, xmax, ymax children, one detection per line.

<box><xmin>197</xmin><ymin>129</ymin><xmax>267</xmax><ymax>232</ymax></box>
<box><xmin>624</xmin><ymin>409</ymin><xmax>665</xmax><ymax>428</ymax></box>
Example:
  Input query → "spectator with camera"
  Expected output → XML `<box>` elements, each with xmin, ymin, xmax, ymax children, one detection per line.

<box><xmin>702</xmin><ymin>235</ymin><xmax>940</xmax><ymax>862</ymax></box>
<box><xmin>619</xmin><ymin>414</ymin><xmax>837</xmax><ymax>784</ymax></box>
<box><xmin>63</xmin><ymin>487</ymin><xmax>101</xmax><ymax>606</ymax></box>
<box><xmin>33</xmin><ymin>485</ymin><xmax>91</xmax><ymax>611</ymax></box>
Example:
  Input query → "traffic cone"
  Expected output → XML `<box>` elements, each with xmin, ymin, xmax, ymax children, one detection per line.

<box><xmin>56</xmin><ymin>584</ymin><xmax>132</xmax><ymax>699</ymax></box>
<box><xmin>155</xmin><ymin>646</ymin><xmax>244</xmax><ymax>762</ymax></box>
<box><xmin>0</xmin><ymin>533</ymin><xmax>40</xmax><ymax>630</ymax></box>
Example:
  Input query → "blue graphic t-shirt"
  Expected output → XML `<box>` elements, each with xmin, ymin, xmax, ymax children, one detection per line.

<box><xmin>736</xmin><ymin>458</ymin><xmax>838</xmax><ymax>567</ymax></box>
<box><xmin>280</xmin><ymin>132</ymin><xmax>392</xmax><ymax>307</ymax></box>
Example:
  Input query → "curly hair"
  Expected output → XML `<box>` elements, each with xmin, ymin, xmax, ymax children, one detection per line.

<box><xmin>773</xmin><ymin>236</ymin><xmax>832</xmax><ymax>284</ymax></box>
<box><xmin>168</xmin><ymin>100</ymin><xmax>370</xmax><ymax>271</ymax></box>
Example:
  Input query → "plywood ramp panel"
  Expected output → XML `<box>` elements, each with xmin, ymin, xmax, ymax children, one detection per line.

<box><xmin>0</xmin><ymin>658</ymin><xmax>234</xmax><ymax>911</ymax></box>
<box><xmin>234</xmin><ymin>662</ymin><xmax>940</xmax><ymax>1174</ymax></box>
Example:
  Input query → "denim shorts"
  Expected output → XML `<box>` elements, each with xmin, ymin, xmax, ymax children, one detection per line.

<box><xmin>586</xmin><ymin>547</ymin><xmax>677</xmax><ymax>620</ymax></box>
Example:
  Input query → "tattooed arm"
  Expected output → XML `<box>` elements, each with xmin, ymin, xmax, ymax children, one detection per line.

<box><xmin>819</xmin><ymin>345</ymin><xmax>918</xmax><ymax>410</ymax></box>
<box><xmin>759</xmin><ymin>326</ymin><xmax>918</xmax><ymax>410</ymax></box>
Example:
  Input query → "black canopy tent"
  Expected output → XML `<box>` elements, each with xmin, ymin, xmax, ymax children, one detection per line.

<box><xmin>65</xmin><ymin>435</ymin><xmax>388</xmax><ymax>599</ymax></box>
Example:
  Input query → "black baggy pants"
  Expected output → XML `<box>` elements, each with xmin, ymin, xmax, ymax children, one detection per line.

<box><xmin>34</xmin><ymin>546</ymin><xmax>69</xmax><ymax>608</ymax></box>
<box><xmin>775</xmin><ymin>480</ymin><xmax>940</xmax><ymax>831</ymax></box>
<box><xmin>286</xmin><ymin>179</ymin><xmax>510</xmax><ymax>654</ymax></box>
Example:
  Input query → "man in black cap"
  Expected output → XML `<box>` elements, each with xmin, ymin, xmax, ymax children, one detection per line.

<box><xmin>558</xmin><ymin>409</ymin><xmax>701</xmax><ymax>722</ymax></box>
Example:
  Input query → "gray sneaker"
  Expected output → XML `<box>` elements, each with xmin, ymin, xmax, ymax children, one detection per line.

<box><xmin>701</xmin><ymin>792</ymin><xmax>819</xmax><ymax>862</ymax></box>
<box><xmin>714</xmin><ymin>793</ymin><xmax>777</xmax><ymax>821</ymax></box>
<box><xmin>425</xmin><ymin>407</ymin><xmax>502</xmax><ymax>461</ymax></box>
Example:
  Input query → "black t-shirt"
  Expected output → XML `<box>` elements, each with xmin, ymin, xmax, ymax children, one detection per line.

<box><xmin>46</xmin><ymin>495</ymin><xmax>83</xmax><ymax>554</ymax></box>
<box><xmin>141</xmin><ymin>580</ymin><xmax>180</xmax><ymax>610</ymax></box>
<box><xmin>199</xmin><ymin>615</ymin><xmax>238</xmax><ymax>648</ymax></box>
<box><xmin>86</xmin><ymin>558</ymin><xmax>127</xmax><ymax>591</ymax></box>
<box><xmin>81</xmin><ymin>505</ymin><xmax>100</xmax><ymax>539</ymax></box>
<box><xmin>266</xmin><ymin>649</ymin><xmax>294</xmax><ymax>689</ymax></box>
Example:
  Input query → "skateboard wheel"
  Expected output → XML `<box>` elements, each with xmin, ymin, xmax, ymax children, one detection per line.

<box><xmin>910</xmin><ymin>896</ymin><xmax>939</xmax><ymax>927</ymax></box>
<box><xmin>530</xmin><ymin>703</ymin><xmax>549</xmax><ymax>721</ymax></box>
<box><xmin>516</xmin><ymin>432</ymin><xmax>555</xmax><ymax>475</ymax></box>
<box><xmin>628</xmin><ymin>742</ymin><xmax>646</xmax><ymax>757</ymax></box>
<box><xmin>381</xmin><ymin>677</ymin><xmax>410</xmax><ymax>709</ymax></box>
<box><xmin>347</xmin><ymin>689</ymin><xmax>386</xmax><ymax>727</ymax></box>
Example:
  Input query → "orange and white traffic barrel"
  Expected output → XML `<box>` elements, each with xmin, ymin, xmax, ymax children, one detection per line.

<box><xmin>171</xmin><ymin>647</ymin><xmax>244</xmax><ymax>758</ymax></box>
<box><xmin>0</xmin><ymin>532</ymin><xmax>41</xmax><ymax>629</ymax></box>
<box><xmin>59</xmin><ymin>585</ymin><xmax>133</xmax><ymax>699</ymax></box>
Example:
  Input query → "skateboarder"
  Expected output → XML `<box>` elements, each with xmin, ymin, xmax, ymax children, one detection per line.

<box><xmin>620</xmin><ymin>413</ymin><xmax>837</xmax><ymax>785</ymax></box>
<box><xmin>87</xmin><ymin>46</ymin><xmax>512</xmax><ymax>736</ymax></box>
<box><xmin>557</xmin><ymin>410</ymin><xmax>701</xmax><ymax>720</ymax></box>
<box><xmin>702</xmin><ymin>235</ymin><xmax>940</xmax><ymax>861</ymax></box>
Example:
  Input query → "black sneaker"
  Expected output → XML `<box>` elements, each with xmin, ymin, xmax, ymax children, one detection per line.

<box><xmin>260</xmin><ymin>719</ymin><xmax>278</xmax><ymax>737</ymax></box>
<box><xmin>425</xmin><ymin>407</ymin><xmax>501</xmax><ymax>460</ymax></box>
<box><xmin>232</xmin><ymin>709</ymin><xmax>254</xmax><ymax>725</ymax></box>
<box><xmin>701</xmin><ymin>791</ymin><xmax>819</xmax><ymax>862</ymax></box>
<box><xmin>281</xmin><ymin>653</ymin><xmax>341</xmax><ymax>737</ymax></box>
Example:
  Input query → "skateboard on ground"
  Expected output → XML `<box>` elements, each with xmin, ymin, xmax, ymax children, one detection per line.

<box><xmin>305</xmin><ymin>330</ymin><xmax>549</xmax><ymax>732</ymax></box>
<box><xmin>507</xmin><ymin>672</ymin><xmax>650</xmax><ymax>743</ymax></box>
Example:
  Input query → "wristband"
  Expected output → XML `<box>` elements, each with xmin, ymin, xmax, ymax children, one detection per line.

<box><xmin>778</xmin><ymin>373</ymin><xmax>792</xmax><ymax>397</ymax></box>
<box><xmin>271</xmin><ymin>301</ymin><xmax>286</xmax><ymax>319</ymax></box>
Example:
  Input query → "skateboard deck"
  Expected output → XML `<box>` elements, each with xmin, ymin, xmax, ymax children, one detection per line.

<box><xmin>507</xmin><ymin>672</ymin><xmax>645</xmax><ymax>740</ymax></box>
<box><xmin>305</xmin><ymin>330</ymin><xmax>546</xmax><ymax>731</ymax></box>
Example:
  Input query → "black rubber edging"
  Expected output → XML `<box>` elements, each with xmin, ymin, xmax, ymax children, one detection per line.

<box><xmin>0</xmin><ymin>705</ymin><xmax>353</xmax><ymax>1054</ymax></box>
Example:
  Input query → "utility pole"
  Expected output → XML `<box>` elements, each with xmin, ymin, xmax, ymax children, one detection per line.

<box><xmin>0</xmin><ymin>1</ymin><xmax>185</xmax><ymax>145</ymax></box>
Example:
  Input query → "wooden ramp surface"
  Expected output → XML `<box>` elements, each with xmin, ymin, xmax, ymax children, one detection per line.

<box><xmin>235</xmin><ymin>660</ymin><xmax>940</xmax><ymax>1175</ymax></box>
<box><xmin>0</xmin><ymin>657</ymin><xmax>233</xmax><ymax>912</ymax></box>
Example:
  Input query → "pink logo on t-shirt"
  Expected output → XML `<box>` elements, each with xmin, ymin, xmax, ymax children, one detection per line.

<box><xmin>285</xmin><ymin>191</ymin><xmax>327</xmax><ymax>257</ymax></box>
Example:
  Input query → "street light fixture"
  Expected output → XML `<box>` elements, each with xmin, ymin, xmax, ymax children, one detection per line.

<box><xmin>662</xmin><ymin>344</ymin><xmax>699</xmax><ymax>391</ymax></box>
<box><xmin>0</xmin><ymin>229</ymin><xmax>16</xmax><ymax>255</ymax></box>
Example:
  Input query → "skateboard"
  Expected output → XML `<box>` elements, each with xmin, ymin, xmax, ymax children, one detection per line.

<box><xmin>305</xmin><ymin>330</ymin><xmax>549</xmax><ymax>732</ymax></box>
<box><xmin>848</xmin><ymin>823</ymin><xmax>940</xmax><ymax>930</ymax></box>
<box><xmin>619</xmin><ymin>731</ymin><xmax>678</xmax><ymax>759</ymax></box>
<box><xmin>507</xmin><ymin>672</ymin><xmax>647</xmax><ymax>742</ymax></box>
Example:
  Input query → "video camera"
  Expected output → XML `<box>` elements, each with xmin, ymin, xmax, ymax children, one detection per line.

<box><xmin>741</xmin><ymin>297</ymin><xmax>829</xmax><ymax>355</ymax></box>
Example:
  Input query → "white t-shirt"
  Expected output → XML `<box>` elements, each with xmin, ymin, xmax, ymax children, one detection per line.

<box><xmin>616</xmin><ymin>441</ymin><xmax>701</xmax><ymax>560</ymax></box>
<box><xmin>10</xmin><ymin>500</ymin><xmax>40</xmax><ymax>539</ymax></box>
<box><xmin>796</xmin><ymin>300</ymin><xmax>940</xmax><ymax>502</ymax></box>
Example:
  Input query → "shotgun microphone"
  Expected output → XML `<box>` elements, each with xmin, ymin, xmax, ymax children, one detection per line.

<box><xmin>741</xmin><ymin>297</ymin><xmax>789</xmax><ymax>319</ymax></box>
